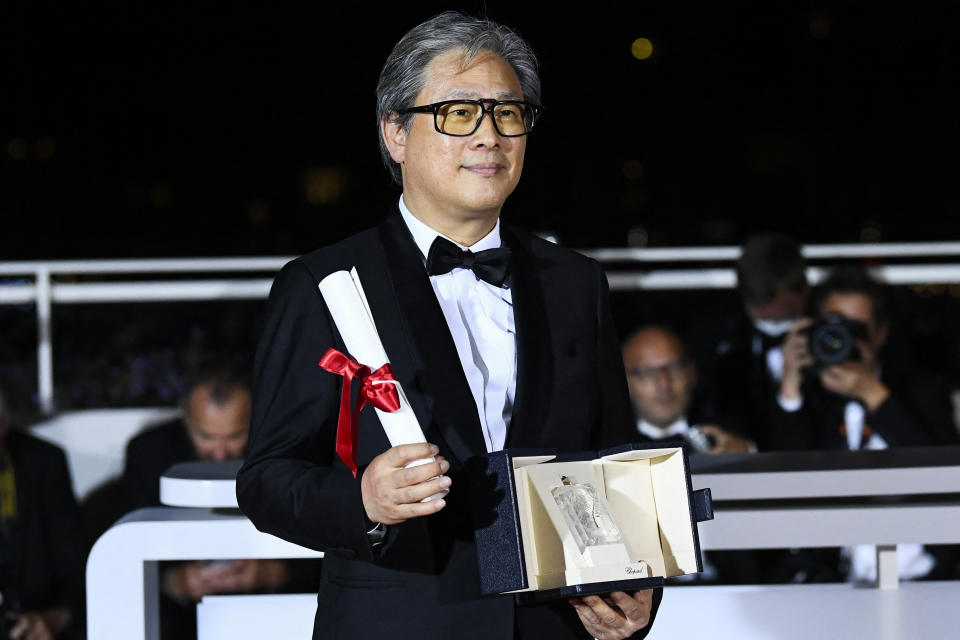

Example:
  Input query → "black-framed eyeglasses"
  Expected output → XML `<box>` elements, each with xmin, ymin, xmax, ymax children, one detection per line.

<box><xmin>627</xmin><ymin>360</ymin><xmax>689</xmax><ymax>384</ymax></box>
<box><xmin>398</xmin><ymin>99</ymin><xmax>543</xmax><ymax>137</ymax></box>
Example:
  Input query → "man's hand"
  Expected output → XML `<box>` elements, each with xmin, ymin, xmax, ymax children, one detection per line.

<box><xmin>165</xmin><ymin>560</ymin><xmax>290</xmax><ymax>601</ymax></box>
<box><xmin>819</xmin><ymin>340</ymin><xmax>889</xmax><ymax>410</ymax></box>
<box><xmin>8</xmin><ymin>609</ymin><xmax>68</xmax><ymax>640</ymax></box>
<box><xmin>780</xmin><ymin>318</ymin><xmax>814</xmax><ymax>400</ymax></box>
<box><xmin>698</xmin><ymin>424</ymin><xmax>753</xmax><ymax>454</ymax></box>
<box><xmin>203</xmin><ymin>559</ymin><xmax>288</xmax><ymax>593</ymax></box>
<box><xmin>166</xmin><ymin>561</ymin><xmax>220</xmax><ymax>601</ymax></box>
<box><xmin>361</xmin><ymin>443</ymin><xmax>450</xmax><ymax>525</ymax></box>
<box><xmin>569</xmin><ymin>590</ymin><xmax>653</xmax><ymax>639</ymax></box>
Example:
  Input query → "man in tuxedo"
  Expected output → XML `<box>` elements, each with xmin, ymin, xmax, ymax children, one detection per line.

<box><xmin>771</xmin><ymin>266</ymin><xmax>958</xmax><ymax>582</ymax></box>
<box><xmin>771</xmin><ymin>265</ymin><xmax>956</xmax><ymax>452</ymax></box>
<box><xmin>623</xmin><ymin>325</ymin><xmax>754</xmax><ymax>454</ymax></box>
<box><xmin>696</xmin><ymin>232</ymin><xmax>811</xmax><ymax>451</ymax></box>
<box><xmin>0</xmin><ymin>386</ymin><xmax>85</xmax><ymax>639</ymax></box>
<box><xmin>125</xmin><ymin>359</ymin><xmax>314</xmax><ymax>640</ymax></box>
<box><xmin>623</xmin><ymin>326</ymin><xmax>769</xmax><ymax>585</ymax></box>
<box><xmin>237</xmin><ymin>11</ymin><xmax>658</xmax><ymax>640</ymax></box>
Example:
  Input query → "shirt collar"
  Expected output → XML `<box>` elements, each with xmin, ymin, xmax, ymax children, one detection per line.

<box><xmin>637</xmin><ymin>417</ymin><xmax>691</xmax><ymax>441</ymax></box>
<box><xmin>398</xmin><ymin>195</ymin><xmax>502</xmax><ymax>262</ymax></box>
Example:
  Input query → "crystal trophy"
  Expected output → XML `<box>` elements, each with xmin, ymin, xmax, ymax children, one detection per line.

<box><xmin>551</xmin><ymin>475</ymin><xmax>625</xmax><ymax>554</ymax></box>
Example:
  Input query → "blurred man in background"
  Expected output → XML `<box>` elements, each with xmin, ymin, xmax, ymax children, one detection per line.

<box><xmin>623</xmin><ymin>325</ymin><xmax>754</xmax><ymax>454</ymax></box>
<box><xmin>123</xmin><ymin>358</ymin><xmax>317</xmax><ymax>639</ymax></box>
<box><xmin>623</xmin><ymin>326</ymin><xmax>764</xmax><ymax>585</ymax></box>
<box><xmin>0</xmin><ymin>386</ymin><xmax>86</xmax><ymax>640</ymax></box>
<box><xmin>698</xmin><ymin>232</ymin><xmax>811</xmax><ymax>451</ymax></box>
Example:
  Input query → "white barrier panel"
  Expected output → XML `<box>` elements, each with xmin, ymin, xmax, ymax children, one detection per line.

<box><xmin>29</xmin><ymin>407</ymin><xmax>179</xmax><ymax>499</ymax></box>
<box><xmin>86</xmin><ymin>508</ymin><xmax>323</xmax><ymax>640</ymax></box>
<box><xmin>653</xmin><ymin>582</ymin><xmax>960</xmax><ymax>639</ymax></box>
<box><xmin>197</xmin><ymin>594</ymin><xmax>317</xmax><ymax>640</ymax></box>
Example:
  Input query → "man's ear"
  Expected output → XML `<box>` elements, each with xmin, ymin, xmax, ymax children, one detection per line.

<box><xmin>381</xmin><ymin>115</ymin><xmax>408</xmax><ymax>164</ymax></box>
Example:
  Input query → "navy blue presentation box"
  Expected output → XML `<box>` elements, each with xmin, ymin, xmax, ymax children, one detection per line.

<box><xmin>472</xmin><ymin>442</ymin><xmax>713</xmax><ymax>604</ymax></box>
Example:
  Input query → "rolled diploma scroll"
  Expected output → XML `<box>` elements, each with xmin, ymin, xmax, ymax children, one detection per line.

<box><xmin>318</xmin><ymin>268</ymin><xmax>438</xmax><ymax>482</ymax></box>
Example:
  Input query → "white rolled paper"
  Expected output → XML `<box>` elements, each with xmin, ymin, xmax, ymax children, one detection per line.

<box><xmin>318</xmin><ymin>268</ymin><xmax>435</xmax><ymax>472</ymax></box>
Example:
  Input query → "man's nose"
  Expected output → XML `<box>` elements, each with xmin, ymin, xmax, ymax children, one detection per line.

<box><xmin>470</xmin><ymin>111</ymin><xmax>502</xmax><ymax>147</ymax></box>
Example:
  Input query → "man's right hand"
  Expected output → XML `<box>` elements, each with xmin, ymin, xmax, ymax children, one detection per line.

<box><xmin>361</xmin><ymin>443</ymin><xmax>450</xmax><ymax>525</ymax></box>
<box><xmin>780</xmin><ymin>318</ymin><xmax>814</xmax><ymax>400</ymax></box>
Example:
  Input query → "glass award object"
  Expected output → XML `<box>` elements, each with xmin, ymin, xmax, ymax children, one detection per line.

<box><xmin>551</xmin><ymin>474</ymin><xmax>625</xmax><ymax>554</ymax></box>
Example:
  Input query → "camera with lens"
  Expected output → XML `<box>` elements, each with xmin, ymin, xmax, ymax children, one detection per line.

<box><xmin>803</xmin><ymin>313</ymin><xmax>870</xmax><ymax>368</ymax></box>
<box><xmin>683</xmin><ymin>427</ymin><xmax>717</xmax><ymax>453</ymax></box>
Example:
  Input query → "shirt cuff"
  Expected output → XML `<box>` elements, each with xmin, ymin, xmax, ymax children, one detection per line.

<box><xmin>777</xmin><ymin>393</ymin><xmax>804</xmax><ymax>413</ymax></box>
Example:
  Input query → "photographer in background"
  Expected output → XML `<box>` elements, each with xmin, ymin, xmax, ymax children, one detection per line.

<box><xmin>772</xmin><ymin>265</ymin><xmax>957</xmax><ymax>452</ymax></box>
<box><xmin>696</xmin><ymin>232</ymin><xmax>811</xmax><ymax>452</ymax></box>
<box><xmin>772</xmin><ymin>266</ymin><xmax>958</xmax><ymax>583</ymax></box>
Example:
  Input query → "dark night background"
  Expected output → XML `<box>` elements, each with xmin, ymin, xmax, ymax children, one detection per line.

<box><xmin>5</xmin><ymin>3</ymin><xmax>959</xmax><ymax>257</ymax></box>
<box><xmin>2</xmin><ymin>3</ymin><xmax>960</xmax><ymax>415</ymax></box>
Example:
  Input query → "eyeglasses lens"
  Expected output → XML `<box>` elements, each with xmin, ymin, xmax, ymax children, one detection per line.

<box><xmin>435</xmin><ymin>102</ymin><xmax>530</xmax><ymax>136</ymax></box>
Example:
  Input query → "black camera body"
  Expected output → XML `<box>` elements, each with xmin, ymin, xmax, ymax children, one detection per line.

<box><xmin>803</xmin><ymin>313</ymin><xmax>870</xmax><ymax>368</ymax></box>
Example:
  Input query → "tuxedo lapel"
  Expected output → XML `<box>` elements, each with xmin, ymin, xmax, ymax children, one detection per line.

<box><xmin>502</xmin><ymin>226</ymin><xmax>552</xmax><ymax>448</ymax></box>
<box><xmin>375</xmin><ymin>213</ymin><xmax>488</xmax><ymax>465</ymax></box>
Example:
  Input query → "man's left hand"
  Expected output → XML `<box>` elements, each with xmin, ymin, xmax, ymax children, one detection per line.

<box><xmin>698</xmin><ymin>425</ymin><xmax>754</xmax><ymax>454</ymax></box>
<box><xmin>569</xmin><ymin>590</ymin><xmax>653</xmax><ymax>639</ymax></box>
<box><xmin>9</xmin><ymin>611</ymin><xmax>56</xmax><ymax>640</ymax></box>
<box><xmin>202</xmin><ymin>559</ymin><xmax>288</xmax><ymax>593</ymax></box>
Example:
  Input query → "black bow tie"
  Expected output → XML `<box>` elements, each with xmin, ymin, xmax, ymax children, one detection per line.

<box><xmin>425</xmin><ymin>236</ymin><xmax>512</xmax><ymax>287</ymax></box>
<box><xmin>753</xmin><ymin>330</ymin><xmax>786</xmax><ymax>355</ymax></box>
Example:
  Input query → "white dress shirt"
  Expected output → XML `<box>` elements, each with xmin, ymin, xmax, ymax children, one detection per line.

<box><xmin>637</xmin><ymin>417</ymin><xmax>691</xmax><ymax>442</ymax></box>
<box><xmin>398</xmin><ymin>197</ymin><xmax>516</xmax><ymax>453</ymax></box>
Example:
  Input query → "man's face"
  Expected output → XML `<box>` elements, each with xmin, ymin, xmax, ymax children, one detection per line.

<box><xmin>383</xmin><ymin>50</ymin><xmax>527</xmax><ymax>227</ymax></box>
<box><xmin>184</xmin><ymin>384</ymin><xmax>251</xmax><ymax>462</ymax></box>
<box><xmin>821</xmin><ymin>292</ymin><xmax>885</xmax><ymax>350</ymax></box>
<box><xmin>623</xmin><ymin>329</ymin><xmax>695</xmax><ymax>428</ymax></box>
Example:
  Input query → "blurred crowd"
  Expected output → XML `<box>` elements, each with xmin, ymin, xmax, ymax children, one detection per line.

<box><xmin>1</xmin><ymin>232</ymin><xmax>959</xmax><ymax>638</ymax></box>
<box><xmin>0</xmin><ymin>357</ymin><xmax>321</xmax><ymax>640</ymax></box>
<box><xmin>623</xmin><ymin>232</ymin><xmax>960</xmax><ymax>585</ymax></box>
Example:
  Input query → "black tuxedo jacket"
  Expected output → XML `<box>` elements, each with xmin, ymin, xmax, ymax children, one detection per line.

<box><xmin>237</xmin><ymin>212</ymin><xmax>661</xmax><ymax>639</ymax></box>
<box><xmin>1</xmin><ymin>431</ymin><xmax>86</xmax><ymax>640</ymax></box>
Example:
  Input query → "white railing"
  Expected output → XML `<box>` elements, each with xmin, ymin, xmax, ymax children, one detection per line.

<box><xmin>3</xmin><ymin>241</ymin><xmax>960</xmax><ymax>414</ymax></box>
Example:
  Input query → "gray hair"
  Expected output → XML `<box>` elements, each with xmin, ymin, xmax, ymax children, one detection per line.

<box><xmin>376</xmin><ymin>11</ymin><xmax>542</xmax><ymax>184</ymax></box>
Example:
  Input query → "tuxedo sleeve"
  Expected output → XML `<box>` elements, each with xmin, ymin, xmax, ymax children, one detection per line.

<box><xmin>869</xmin><ymin>375</ymin><xmax>958</xmax><ymax>446</ymax></box>
<box><xmin>38</xmin><ymin>442</ymin><xmax>87</xmax><ymax>622</ymax></box>
<box><xmin>236</xmin><ymin>260</ymin><xmax>375</xmax><ymax>559</ymax></box>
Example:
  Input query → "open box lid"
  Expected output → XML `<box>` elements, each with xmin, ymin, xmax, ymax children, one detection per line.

<box><xmin>472</xmin><ymin>441</ymin><xmax>713</xmax><ymax>599</ymax></box>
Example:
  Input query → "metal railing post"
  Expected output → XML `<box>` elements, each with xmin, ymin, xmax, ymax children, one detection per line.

<box><xmin>35</xmin><ymin>268</ymin><xmax>55</xmax><ymax>414</ymax></box>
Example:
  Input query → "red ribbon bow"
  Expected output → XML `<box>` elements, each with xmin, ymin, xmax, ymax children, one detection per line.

<box><xmin>318</xmin><ymin>348</ymin><xmax>401</xmax><ymax>477</ymax></box>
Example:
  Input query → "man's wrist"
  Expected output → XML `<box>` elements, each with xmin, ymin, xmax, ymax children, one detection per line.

<box><xmin>779</xmin><ymin>375</ymin><xmax>803</xmax><ymax>402</ymax></box>
<box><xmin>859</xmin><ymin>378</ymin><xmax>890</xmax><ymax>412</ymax></box>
